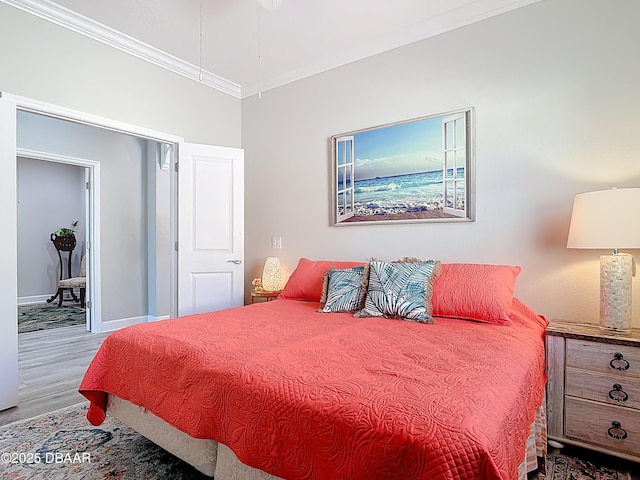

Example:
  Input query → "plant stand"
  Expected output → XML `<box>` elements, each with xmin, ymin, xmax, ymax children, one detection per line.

<box><xmin>46</xmin><ymin>233</ymin><xmax>80</xmax><ymax>306</ymax></box>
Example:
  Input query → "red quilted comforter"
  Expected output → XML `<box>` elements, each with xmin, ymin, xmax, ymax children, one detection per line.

<box><xmin>79</xmin><ymin>298</ymin><xmax>547</xmax><ymax>480</ymax></box>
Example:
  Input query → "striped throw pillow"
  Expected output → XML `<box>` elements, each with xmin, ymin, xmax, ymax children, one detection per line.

<box><xmin>355</xmin><ymin>260</ymin><xmax>440</xmax><ymax>323</ymax></box>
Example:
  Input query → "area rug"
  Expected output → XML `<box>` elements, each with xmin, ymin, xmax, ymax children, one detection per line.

<box><xmin>542</xmin><ymin>452</ymin><xmax>632</xmax><ymax>480</ymax></box>
<box><xmin>18</xmin><ymin>302</ymin><xmax>85</xmax><ymax>334</ymax></box>
<box><xmin>0</xmin><ymin>403</ymin><xmax>208</xmax><ymax>479</ymax></box>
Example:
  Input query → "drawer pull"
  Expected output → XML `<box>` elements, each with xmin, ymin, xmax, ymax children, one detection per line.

<box><xmin>607</xmin><ymin>421</ymin><xmax>628</xmax><ymax>440</ymax></box>
<box><xmin>608</xmin><ymin>384</ymin><xmax>629</xmax><ymax>402</ymax></box>
<box><xmin>610</xmin><ymin>352</ymin><xmax>630</xmax><ymax>371</ymax></box>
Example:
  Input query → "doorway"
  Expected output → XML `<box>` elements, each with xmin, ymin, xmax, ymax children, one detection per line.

<box><xmin>17</xmin><ymin>155</ymin><xmax>93</xmax><ymax>332</ymax></box>
<box><xmin>15</xmin><ymin>109</ymin><xmax>175</xmax><ymax>333</ymax></box>
<box><xmin>0</xmin><ymin>93</ymin><xmax>184</xmax><ymax>412</ymax></box>
<box><xmin>5</xmin><ymin>112</ymin><xmax>177</xmax><ymax>421</ymax></box>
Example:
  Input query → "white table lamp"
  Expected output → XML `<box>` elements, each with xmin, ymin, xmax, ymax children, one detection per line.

<box><xmin>261</xmin><ymin>257</ymin><xmax>283</xmax><ymax>292</ymax></box>
<box><xmin>567</xmin><ymin>187</ymin><xmax>640</xmax><ymax>333</ymax></box>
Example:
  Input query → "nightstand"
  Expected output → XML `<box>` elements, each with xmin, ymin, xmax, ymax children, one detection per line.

<box><xmin>546</xmin><ymin>320</ymin><xmax>640</xmax><ymax>462</ymax></box>
<box><xmin>250</xmin><ymin>289</ymin><xmax>282</xmax><ymax>303</ymax></box>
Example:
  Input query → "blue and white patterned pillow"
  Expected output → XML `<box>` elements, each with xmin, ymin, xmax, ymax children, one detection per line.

<box><xmin>320</xmin><ymin>266</ymin><xmax>368</xmax><ymax>313</ymax></box>
<box><xmin>355</xmin><ymin>260</ymin><xmax>440</xmax><ymax>323</ymax></box>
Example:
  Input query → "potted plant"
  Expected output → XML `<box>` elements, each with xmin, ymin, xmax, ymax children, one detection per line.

<box><xmin>51</xmin><ymin>221</ymin><xmax>79</xmax><ymax>251</ymax></box>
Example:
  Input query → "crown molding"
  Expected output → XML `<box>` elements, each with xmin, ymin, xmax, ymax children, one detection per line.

<box><xmin>1</xmin><ymin>0</ymin><xmax>242</xmax><ymax>98</ymax></box>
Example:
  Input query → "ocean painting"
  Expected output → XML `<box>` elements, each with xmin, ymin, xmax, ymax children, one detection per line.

<box><xmin>351</xmin><ymin>168</ymin><xmax>465</xmax><ymax>218</ymax></box>
<box><xmin>332</xmin><ymin>109</ymin><xmax>473</xmax><ymax>224</ymax></box>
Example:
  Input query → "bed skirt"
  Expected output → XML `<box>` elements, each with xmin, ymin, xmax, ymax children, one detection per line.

<box><xmin>107</xmin><ymin>394</ymin><xmax>547</xmax><ymax>480</ymax></box>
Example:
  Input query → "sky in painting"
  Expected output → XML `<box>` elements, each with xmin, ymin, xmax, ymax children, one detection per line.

<box><xmin>353</xmin><ymin>115</ymin><xmax>443</xmax><ymax>181</ymax></box>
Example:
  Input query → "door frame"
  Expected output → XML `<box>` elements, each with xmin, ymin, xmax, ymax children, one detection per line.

<box><xmin>0</xmin><ymin>91</ymin><xmax>187</xmax><ymax>412</ymax></box>
<box><xmin>17</xmin><ymin>148</ymin><xmax>100</xmax><ymax>332</ymax></box>
<box><xmin>1</xmin><ymin>92</ymin><xmax>184</xmax><ymax>330</ymax></box>
<box><xmin>0</xmin><ymin>95</ymin><xmax>18</xmax><ymax>411</ymax></box>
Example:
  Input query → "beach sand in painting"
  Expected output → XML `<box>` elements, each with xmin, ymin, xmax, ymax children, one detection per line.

<box><xmin>343</xmin><ymin>208</ymin><xmax>458</xmax><ymax>222</ymax></box>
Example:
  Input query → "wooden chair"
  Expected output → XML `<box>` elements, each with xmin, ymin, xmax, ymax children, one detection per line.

<box><xmin>57</xmin><ymin>255</ymin><xmax>87</xmax><ymax>307</ymax></box>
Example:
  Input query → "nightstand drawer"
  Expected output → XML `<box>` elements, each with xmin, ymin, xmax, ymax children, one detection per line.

<box><xmin>566</xmin><ymin>369</ymin><xmax>640</xmax><ymax>409</ymax></box>
<box><xmin>565</xmin><ymin>396</ymin><xmax>640</xmax><ymax>456</ymax></box>
<box><xmin>567</xmin><ymin>339</ymin><xmax>640</xmax><ymax>379</ymax></box>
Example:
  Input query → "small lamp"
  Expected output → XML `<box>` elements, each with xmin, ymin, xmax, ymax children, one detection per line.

<box><xmin>261</xmin><ymin>257</ymin><xmax>283</xmax><ymax>292</ymax></box>
<box><xmin>567</xmin><ymin>187</ymin><xmax>640</xmax><ymax>333</ymax></box>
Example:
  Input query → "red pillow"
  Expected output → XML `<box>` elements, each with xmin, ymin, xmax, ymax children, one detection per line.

<box><xmin>280</xmin><ymin>258</ymin><xmax>365</xmax><ymax>302</ymax></box>
<box><xmin>431</xmin><ymin>263</ymin><xmax>521</xmax><ymax>325</ymax></box>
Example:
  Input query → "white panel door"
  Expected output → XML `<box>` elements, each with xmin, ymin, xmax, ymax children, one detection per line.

<box><xmin>178</xmin><ymin>143</ymin><xmax>244</xmax><ymax>316</ymax></box>
<box><xmin>0</xmin><ymin>97</ymin><xmax>19</xmax><ymax>411</ymax></box>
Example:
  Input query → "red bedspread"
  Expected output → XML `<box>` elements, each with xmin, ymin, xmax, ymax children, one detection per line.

<box><xmin>79</xmin><ymin>298</ymin><xmax>547</xmax><ymax>480</ymax></box>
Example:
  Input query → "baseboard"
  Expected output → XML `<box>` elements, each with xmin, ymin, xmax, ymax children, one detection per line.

<box><xmin>18</xmin><ymin>293</ymin><xmax>84</xmax><ymax>306</ymax></box>
<box><xmin>17</xmin><ymin>295</ymin><xmax>51</xmax><ymax>306</ymax></box>
<box><xmin>148</xmin><ymin>315</ymin><xmax>170</xmax><ymax>322</ymax></box>
<box><xmin>99</xmin><ymin>316</ymin><xmax>149</xmax><ymax>333</ymax></box>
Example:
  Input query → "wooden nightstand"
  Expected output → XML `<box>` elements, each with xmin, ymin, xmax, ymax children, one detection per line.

<box><xmin>250</xmin><ymin>289</ymin><xmax>282</xmax><ymax>303</ymax></box>
<box><xmin>546</xmin><ymin>320</ymin><xmax>640</xmax><ymax>462</ymax></box>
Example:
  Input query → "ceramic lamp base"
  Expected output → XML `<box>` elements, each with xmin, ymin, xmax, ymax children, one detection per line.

<box><xmin>599</xmin><ymin>254</ymin><xmax>633</xmax><ymax>334</ymax></box>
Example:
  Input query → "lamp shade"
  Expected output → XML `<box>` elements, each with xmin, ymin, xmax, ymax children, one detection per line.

<box><xmin>567</xmin><ymin>188</ymin><xmax>640</xmax><ymax>249</ymax></box>
<box><xmin>261</xmin><ymin>257</ymin><xmax>283</xmax><ymax>291</ymax></box>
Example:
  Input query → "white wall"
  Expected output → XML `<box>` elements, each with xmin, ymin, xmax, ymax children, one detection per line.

<box><xmin>242</xmin><ymin>0</ymin><xmax>640</xmax><ymax>324</ymax></box>
<box><xmin>17</xmin><ymin>157</ymin><xmax>85</xmax><ymax>302</ymax></box>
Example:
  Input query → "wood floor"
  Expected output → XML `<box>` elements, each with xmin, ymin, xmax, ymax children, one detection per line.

<box><xmin>0</xmin><ymin>325</ymin><xmax>109</xmax><ymax>427</ymax></box>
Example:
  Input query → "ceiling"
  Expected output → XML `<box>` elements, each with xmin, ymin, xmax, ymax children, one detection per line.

<box><xmin>6</xmin><ymin>0</ymin><xmax>541</xmax><ymax>98</ymax></box>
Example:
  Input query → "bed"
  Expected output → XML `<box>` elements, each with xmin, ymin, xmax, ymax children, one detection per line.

<box><xmin>79</xmin><ymin>259</ymin><xmax>548</xmax><ymax>480</ymax></box>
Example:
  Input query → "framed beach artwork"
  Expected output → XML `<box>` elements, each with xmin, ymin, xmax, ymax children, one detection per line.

<box><xmin>331</xmin><ymin>108</ymin><xmax>475</xmax><ymax>225</ymax></box>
